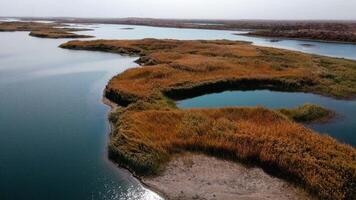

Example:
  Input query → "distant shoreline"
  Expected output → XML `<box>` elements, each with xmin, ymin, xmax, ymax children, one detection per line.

<box><xmin>237</xmin><ymin>32</ymin><xmax>356</xmax><ymax>45</ymax></box>
<box><xmin>8</xmin><ymin>17</ymin><xmax>356</xmax><ymax>44</ymax></box>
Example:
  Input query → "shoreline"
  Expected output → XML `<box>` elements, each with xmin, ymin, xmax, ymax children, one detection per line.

<box><xmin>102</xmin><ymin>96</ymin><xmax>167</xmax><ymax>199</ymax></box>
<box><xmin>14</xmin><ymin>17</ymin><xmax>356</xmax><ymax>44</ymax></box>
<box><xmin>103</xmin><ymin>97</ymin><xmax>313</xmax><ymax>200</ymax></box>
<box><xmin>238</xmin><ymin>33</ymin><xmax>356</xmax><ymax>45</ymax></box>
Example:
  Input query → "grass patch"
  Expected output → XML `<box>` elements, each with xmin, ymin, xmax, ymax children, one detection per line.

<box><xmin>60</xmin><ymin>39</ymin><xmax>356</xmax><ymax>99</ymax></box>
<box><xmin>278</xmin><ymin>103</ymin><xmax>335</xmax><ymax>123</ymax></box>
<box><xmin>109</xmin><ymin>105</ymin><xmax>355</xmax><ymax>200</ymax></box>
<box><xmin>29</xmin><ymin>30</ymin><xmax>93</xmax><ymax>39</ymax></box>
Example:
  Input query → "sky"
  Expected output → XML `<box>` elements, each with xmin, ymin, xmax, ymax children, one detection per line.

<box><xmin>0</xmin><ymin>0</ymin><xmax>355</xmax><ymax>20</ymax></box>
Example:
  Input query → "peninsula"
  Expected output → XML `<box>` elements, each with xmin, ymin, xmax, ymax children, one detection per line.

<box><xmin>61</xmin><ymin>39</ymin><xmax>356</xmax><ymax>200</ymax></box>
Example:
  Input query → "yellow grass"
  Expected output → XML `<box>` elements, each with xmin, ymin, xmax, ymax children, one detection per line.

<box><xmin>61</xmin><ymin>39</ymin><xmax>356</xmax><ymax>100</ymax></box>
<box><xmin>278</xmin><ymin>103</ymin><xmax>335</xmax><ymax>123</ymax></box>
<box><xmin>109</xmin><ymin>106</ymin><xmax>355</xmax><ymax>200</ymax></box>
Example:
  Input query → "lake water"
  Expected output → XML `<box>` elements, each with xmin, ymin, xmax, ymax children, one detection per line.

<box><xmin>0</xmin><ymin>21</ymin><xmax>355</xmax><ymax>199</ymax></box>
<box><xmin>0</xmin><ymin>32</ymin><xmax>160</xmax><ymax>200</ymax></box>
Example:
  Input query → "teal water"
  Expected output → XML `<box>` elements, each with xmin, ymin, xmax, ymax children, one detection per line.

<box><xmin>0</xmin><ymin>32</ymin><xmax>160</xmax><ymax>200</ymax></box>
<box><xmin>0</xmin><ymin>21</ymin><xmax>356</xmax><ymax>200</ymax></box>
<box><xmin>178</xmin><ymin>90</ymin><xmax>356</xmax><ymax>146</ymax></box>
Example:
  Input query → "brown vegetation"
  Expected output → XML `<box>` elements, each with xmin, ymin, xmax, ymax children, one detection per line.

<box><xmin>0</xmin><ymin>21</ymin><xmax>55</xmax><ymax>32</ymax></box>
<box><xmin>29</xmin><ymin>29</ymin><xmax>93</xmax><ymax>39</ymax></box>
<box><xmin>0</xmin><ymin>21</ymin><xmax>93</xmax><ymax>38</ymax></box>
<box><xmin>278</xmin><ymin>103</ymin><xmax>335</xmax><ymax>123</ymax></box>
<box><xmin>60</xmin><ymin>39</ymin><xmax>356</xmax><ymax>199</ymax></box>
<box><xmin>245</xmin><ymin>29</ymin><xmax>356</xmax><ymax>43</ymax></box>
<box><xmin>60</xmin><ymin>39</ymin><xmax>356</xmax><ymax>99</ymax></box>
<box><xmin>109</xmin><ymin>105</ymin><xmax>355</xmax><ymax>200</ymax></box>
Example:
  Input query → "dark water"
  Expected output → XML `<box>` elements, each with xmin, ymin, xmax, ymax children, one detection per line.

<box><xmin>178</xmin><ymin>90</ymin><xmax>356</xmax><ymax>146</ymax></box>
<box><xmin>0</xmin><ymin>32</ymin><xmax>160</xmax><ymax>200</ymax></box>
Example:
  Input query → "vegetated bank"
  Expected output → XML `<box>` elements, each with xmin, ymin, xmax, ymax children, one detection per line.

<box><xmin>0</xmin><ymin>21</ymin><xmax>93</xmax><ymax>38</ymax></box>
<box><xmin>278</xmin><ymin>103</ymin><xmax>335</xmax><ymax>123</ymax></box>
<box><xmin>60</xmin><ymin>39</ymin><xmax>356</xmax><ymax>200</ymax></box>
<box><xmin>244</xmin><ymin>28</ymin><xmax>356</xmax><ymax>44</ymax></box>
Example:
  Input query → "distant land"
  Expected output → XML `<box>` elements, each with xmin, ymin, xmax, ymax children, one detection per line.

<box><xmin>6</xmin><ymin>17</ymin><xmax>356</xmax><ymax>43</ymax></box>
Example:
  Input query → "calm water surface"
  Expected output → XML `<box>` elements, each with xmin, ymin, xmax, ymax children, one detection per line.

<box><xmin>0</xmin><ymin>32</ymin><xmax>160</xmax><ymax>200</ymax></box>
<box><xmin>0</xmin><ymin>21</ymin><xmax>356</xmax><ymax>199</ymax></box>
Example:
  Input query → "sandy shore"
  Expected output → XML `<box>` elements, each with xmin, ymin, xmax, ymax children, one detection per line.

<box><xmin>143</xmin><ymin>153</ymin><xmax>313</xmax><ymax>200</ymax></box>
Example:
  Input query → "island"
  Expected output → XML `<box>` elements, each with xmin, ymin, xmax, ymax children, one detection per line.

<box><xmin>60</xmin><ymin>39</ymin><xmax>356</xmax><ymax>200</ymax></box>
<box><xmin>0</xmin><ymin>21</ymin><xmax>93</xmax><ymax>38</ymax></box>
<box><xmin>278</xmin><ymin>103</ymin><xmax>335</xmax><ymax>123</ymax></box>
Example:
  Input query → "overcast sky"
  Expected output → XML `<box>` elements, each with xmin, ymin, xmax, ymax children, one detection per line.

<box><xmin>1</xmin><ymin>0</ymin><xmax>355</xmax><ymax>20</ymax></box>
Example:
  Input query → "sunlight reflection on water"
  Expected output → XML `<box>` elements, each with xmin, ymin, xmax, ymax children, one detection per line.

<box><xmin>91</xmin><ymin>184</ymin><xmax>162</xmax><ymax>200</ymax></box>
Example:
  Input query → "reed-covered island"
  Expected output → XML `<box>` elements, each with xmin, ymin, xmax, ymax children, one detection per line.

<box><xmin>60</xmin><ymin>39</ymin><xmax>356</xmax><ymax>200</ymax></box>
<box><xmin>0</xmin><ymin>21</ymin><xmax>93</xmax><ymax>38</ymax></box>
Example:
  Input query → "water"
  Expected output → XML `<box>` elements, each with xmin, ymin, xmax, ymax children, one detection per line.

<box><xmin>178</xmin><ymin>90</ymin><xmax>356</xmax><ymax>146</ymax></box>
<box><xmin>0</xmin><ymin>21</ymin><xmax>356</xmax><ymax>199</ymax></box>
<box><xmin>0</xmin><ymin>32</ymin><xmax>160</xmax><ymax>200</ymax></box>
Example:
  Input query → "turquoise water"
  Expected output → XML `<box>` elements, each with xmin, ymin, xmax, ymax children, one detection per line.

<box><xmin>178</xmin><ymin>90</ymin><xmax>356</xmax><ymax>146</ymax></box>
<box><xmin>0</xmin><ymin>21</ymin><xmax>356</xmax><ymax>200</ymax></box>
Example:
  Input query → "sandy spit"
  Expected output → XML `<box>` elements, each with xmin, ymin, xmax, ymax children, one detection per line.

<box><xmin>142</xmin><ymin>153</ymin><xmax>313</xmax><ymax>200</ymax></box>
